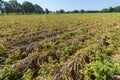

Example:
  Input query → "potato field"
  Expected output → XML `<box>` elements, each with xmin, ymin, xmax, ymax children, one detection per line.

<box><xmin>0</xmin><ymin>14</ymin><xmax>120</xmax><ymax>80</ymax></box>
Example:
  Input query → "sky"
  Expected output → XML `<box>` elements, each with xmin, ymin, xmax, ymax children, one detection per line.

<box><xmin>4</xmin><ymin>0</ymin><xmax>120</xmax><ymax>11</ymax></box>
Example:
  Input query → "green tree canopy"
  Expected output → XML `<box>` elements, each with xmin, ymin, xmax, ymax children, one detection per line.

<box><xmin>56</xmin><ymin>9</ymin><xmax>65</xmax><ymax>13</ymax></box>
<box><xmin>0</xmin><ymin>0</ymin><xmax>4</xmax><ymax>14</ymax></box>
<box><xmin>114</xmin><ymin>6</ymin><xmax>120</xmax><ymax>12</ymax></box>
<box><xmin>72</xmin><ymin>10</ymin><xmax>79</xmax><ymax>13</ymax></box>
<box><xmin>45</xmin><ymin>8</ymin><xmax>49</xmax><ymax>14</ymax></box>
<box><xmin>34</xmin><ymin>4</ymin><xmax>44</xmax><ymax>14</ymax></box>
<box><xmin>22</xmin><ymin>1</ymin><xmax>35</xmax><ymax>14</ymax></box>
<box><xmin>101</xmin><ymin>8</ymin><xmax>110</xmax><ymax>12</ymax></box>
<box><xmin>4</xmin><ymin>1</ymin><xmax>12</xmax><ymax>14</ymax></box>
<box><xmin>9</xmin><ymin>0</ymin><xmax>21</xmax><ymax>14</ymax></box>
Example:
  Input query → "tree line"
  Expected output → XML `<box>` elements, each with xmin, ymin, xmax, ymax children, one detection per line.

<box><xmin>1</xmin><ymin>0</ymin><xmax>120</xmax><ymax>15</ymax></box>
<box><xmin>56</xmin><ymin>6</ymin><xmax>120</xmax><ymax>14</ymax></box>
<box><xmin>0</xmin><ymin>0</ymin><xmax>50</xmax><ymax>14</ymax></box>
<box><xmin>56</xmin><ymin>9</ymin><xmax>98</xmax><ymax>14</ymax></box>
<box><xmin>101</xmin><ymin>6</ymin><xmax>120</xmax><ymax>13</ymax></box>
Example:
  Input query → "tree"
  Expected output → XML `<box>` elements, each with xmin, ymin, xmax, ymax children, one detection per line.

<box><xmin>101</xmin><ymin>8</ymin><xmax>109</xmax><ymax>13</ymax></box>
<box><xmin>9</xmin><ymin>0</ymin><xmax>21</xmax><ymax>14</ymax></box>
<box><xmin>0</xmin><ymin>0</ymin><xmax>4</xmax><ymax>14</ymax></box>
<box><xmin>4</xmin><ymin>2</ymin><xmax>12</xmax><ymax>14</ymax></box>
<box><xmin>0</xmin><ymin>0</ymin><xmax>2</xmax><ymax>10</ymax></box>
<box><xmin>60</xmin><ymin>9</ymin><xmax>65</xmax><ymax>13</ymax></box>
<box><xmin>114</xmin><ymin>6</ymin><xmax>120</xmax><ymax>12</ymax></box>
<box><xmin>22</xmin><ymin>1</ymin><xmax>35</xmax><ymax>14</ymax></box>
<box><xmin>34</xmin><ymin>4</ymin><xmax>44</xmax><ymax>14</ymax></box>
<box><xmin>45</xmin><ymin>8</ymin><xmax>49</xmax><ymax>14</ymax></box>
<box><xmin>72</xmin><ymin>10</ymin><xmax>79</xmax><ymax>13</ymax></box>
<box><xmin>109</xmin><ymin>7</ymin><xmax>114</xmax><ymax>12</ymax></box>
<box><xmin>56</xmin><ymin>9</ymin><xmax>65</xmax><ymax>13</ymax></box>
<box><xmin>80</xmin><ymin>9</ymin><xmax>85</xmax><ymax>13</ymax></box>
<box><xmin>65</xmin><ymin>11</ymin><xmax>71</xmax><ymax>14</ymax></box>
